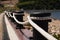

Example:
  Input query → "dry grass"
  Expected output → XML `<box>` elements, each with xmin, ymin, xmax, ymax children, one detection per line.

<box><xmin>48</xmin><ymin>19</ymin><xmax>60</xmax><ymax>35</ymax></box>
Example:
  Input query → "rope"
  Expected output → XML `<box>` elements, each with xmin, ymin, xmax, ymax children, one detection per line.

<box><xmin>13</xmin><ymin>13</ymin><xmax>28</xmax><ymax>24</ymax></box>
<box><xmin>9</xmin><ymin>12</ymin><xmax>13</xmax><ymax>18</ymax></box>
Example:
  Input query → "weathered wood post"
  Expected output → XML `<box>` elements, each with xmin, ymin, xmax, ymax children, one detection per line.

<box><xmin>30</xmin><ymin>13</ymin><xmax>51</xmax><ymax>40</ymax></box>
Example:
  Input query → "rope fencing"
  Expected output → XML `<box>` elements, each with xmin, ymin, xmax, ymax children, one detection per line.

<box><xmin>5</xmin><ymin>11</ymin><xmax>57</xmax><ymax>40</ymax></box>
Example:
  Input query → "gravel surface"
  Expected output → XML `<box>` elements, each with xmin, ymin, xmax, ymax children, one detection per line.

<box><xmin>0</xmin><ymin>13</ymin><xmax>4</xmax><ymax>40</ymax></box>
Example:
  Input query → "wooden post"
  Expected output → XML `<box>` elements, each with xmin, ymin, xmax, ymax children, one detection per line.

<box><xmin>30</xmin><ymin>13</ymin><xmax>51</xmax><ymax>40</ymax></box>
<box><xmin>12</xmin><ymin>11</ymin><xmax>25</xmax><ymax>29</ymax></box>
